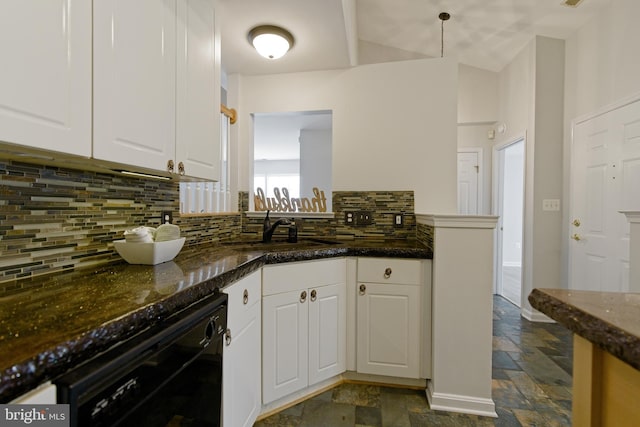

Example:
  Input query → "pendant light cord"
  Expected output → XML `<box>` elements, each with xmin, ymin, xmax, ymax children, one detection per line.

<box><xmin>438</xmin><ymin>12</ymin><xmax>450</xmax><ymax>58</ymax></box>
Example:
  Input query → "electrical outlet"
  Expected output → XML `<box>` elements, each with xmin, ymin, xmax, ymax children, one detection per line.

<box><xmin>355</xmin><ymin>211</ymin><xmax>373</xmax><ymax>225</ymax></box>
<box><xmin>161</xmin><ymin>211</ymin><xmax>173</xmax><ymax>224</ymax></box>
<box><xmin>345</xmin><ymin>211</ymin><xmax>354</xmax><ymax>225</ymax></box>
<box><xmin>394</xmin><ymin>213</ymin><xmax>404</xmax><ymax>227</ymax></box>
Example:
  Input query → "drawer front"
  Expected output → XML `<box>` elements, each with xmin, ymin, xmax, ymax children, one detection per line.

<box><xmin>224</xmin><ymin>270</ymin><xmax>261</xmax><ymax>316</ymax></box>
<box><xmin>262</xmin><ymin>258</ymin><xmax>346</xmax><ymax>296</ymax></box>
<box><xmin>357</xmin><ymin>258</ymin><xmax>422</xmax><ymax>285</ymax></box>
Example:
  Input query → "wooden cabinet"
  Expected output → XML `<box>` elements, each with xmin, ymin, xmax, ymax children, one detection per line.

<box><xmin>356</xmin><ymin>258</ymin><xmax>427</xmax><ymax>379</ymax></box>
<box><xmin>222</xmin><ymin>271</ymin><xmax>261</xmax><ymax>427</ymax></box>
<box><xmin>262</xmin><ymin>259</ymin><xmax>346</xmax><ymax>404</ymax></box>
<box><xmin>0</xmin><ymin>0</ymin><xmax>91</xmax><ymax>157</ymax></box>
<box><xmin>93</xmin><ymin>0</ymin><xmax>220</xmax><ymax>180</ymax></box>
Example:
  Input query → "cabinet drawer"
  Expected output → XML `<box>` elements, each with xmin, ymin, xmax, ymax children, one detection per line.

<box><xmin>262</xmin><ymin>258</ymin><xmax>346</xmax><ymax>296</ymax></box>
<box><xmin>224</xmin><ymin>270</ymin><xmax>261</xmax><ymax>316</ymax></box>
<box><xmin>357</xmin><ymin>258</ymin><xmax>422</xmax><ymax>285</ymax></box>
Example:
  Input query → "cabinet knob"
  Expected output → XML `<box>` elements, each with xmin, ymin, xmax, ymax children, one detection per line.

<box><xmin>178</xmin><ymin>161</ymin><xmax>185</xmax><ymax>176</ymax></box>
<box><xmin>384</xmin><ymin>268</ymin><xmax>392</xmax><ymax>279</ymax></box>
<box><xmin>167</xmin><ymin>159</ymin><xmax>175</xmax><ymax>173</ymax></box>
<box><xmin>572</xmin><ymin>219</ymin><xmax>581</xmax><ymax>227</ymax></box>
<box><xmin>243</xmin><ymin>289</ymin><xmax>249</xmax><ymax>305</ymax></box>
<box><xmin>225</xmin><ymin>328</ymin><xmax>232</xmax><ymax>346</ymax></box>
<box><xmin>310</xmin><ymin>289</ymin><xmax>317</xmax><ymax>302</ymax></box>
<box><xmin>359</xmin><ymin>284</ymin><xmax>366</xmax><ymax>295</ymax></box>
<box><xmin>300</xmin><ymin>290</ymin><xmax>307</xmax><ymax>303</ymax></box>
<box><xmin>571</xmin><ymin>233</ymin><xmax>581</xmax><ymax>241</ymax></box>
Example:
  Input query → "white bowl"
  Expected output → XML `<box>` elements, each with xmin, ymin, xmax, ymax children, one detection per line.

<box><xmin>113</xmin><ymin>237</ymin><xmax>186</xmax><ymax>265</ymax></box>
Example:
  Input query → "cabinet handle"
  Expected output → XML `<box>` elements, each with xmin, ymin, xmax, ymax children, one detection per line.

<box><xmin>300</xmin><ymin>290</ymin><xmax>307</xmax><ymax>303</ymax></box>
<box><xmin>310</xmin><ymin>289</ymin><xmax>317</xmax><ymax>302</ymax></box>
<box><xmin>167</xmin><ymin>159</ymin><xmax>175</xmax><ymax>173</ymax></box>
<box><xmin>384</xmin><ymin>268</ymin><xmax>392</xmax><ymax>279</ymax></box>
<box><xmin>571</xmin><ymin>234</ymin><xmax>581</xmax><ymax>241</ymax></box>
<box><xmin>359</xmin><ymin>284</ymin><xmax>366</xmax><ymax>295</ymax></box>
<box><xmin>178</xmin><ymin>161</ymin><xmax>185</xmax><ymax>176</ymax></box>
<box><xmin>225</xmin><ymin>328</ymin><xmax>232</xmax><ymax>346</ymax></box>
<box><xmin>572</xmin><ymin>219</ymin><xmax>581</xmax><ymax>227</ymax></box>
<box><xmin>243</xmin><ymin>289</ymin><xmax>249</xmax><ymax>305</ymax></box>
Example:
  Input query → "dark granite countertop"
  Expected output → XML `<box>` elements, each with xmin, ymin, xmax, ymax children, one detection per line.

<box><xmin>529</xmin><ymin>288</ymin><xmax>640</xmax><ymax>370</ymax></box>
<box><xmin>0</xmin><ymin>238</ymin><xmax>430</xmax><ymax>402</ymax></box>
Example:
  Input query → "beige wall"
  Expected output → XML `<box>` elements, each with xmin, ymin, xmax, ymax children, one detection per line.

<box><xmin>229</xmin><ymin>57</ymin><xmax>459</xmax><ymax>214</ymax></box>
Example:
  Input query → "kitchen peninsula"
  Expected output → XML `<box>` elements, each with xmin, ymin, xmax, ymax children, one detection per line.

<box><xmin>529</xmin><ymin>288</ymin><xmax>640</xmax><ymax>427</ymax></box>
<box><xmin>0</xmin><ymin>239</ymin><xmax>430</xmax><ymax>402</ymax></box>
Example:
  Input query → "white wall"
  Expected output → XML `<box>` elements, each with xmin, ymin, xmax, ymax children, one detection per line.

<box><xmin>458</xmin><ymin>65</ymin><xmax>499</xmax><ymax>124</ymax></box>
<box><xmin>562</xmin><ymin>0</ymin><xmax>640</xmax><ymax>286</ymax></box>
<box><xmin>496</xmin><ymin>36</ymin><xmax>565</xmax><ymax>315</ymax></box>
<box><xmin>457</xmin><ymin>65</ymin><xmax>499</xmax><ymax>215</ymax></box>
<box><xmin>299</xmin><ymin>129</ymin><xmax>331</xmax><ymax>200</ymax></box>
<box><xmin>228</xmin><ymin>57</ymin><xmax>458</xmax><ymax>214</ymax></box>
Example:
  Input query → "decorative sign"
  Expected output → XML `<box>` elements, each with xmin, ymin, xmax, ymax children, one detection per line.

<box><xmin>254</xmin><ymin>187</ymin><xmax>327</xmax><ymax>213</ymax></box>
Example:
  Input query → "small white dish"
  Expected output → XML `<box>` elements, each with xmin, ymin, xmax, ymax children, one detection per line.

<box><xmin>113</xmin><ymin>237</ymin><xmax>186</xmax><ymax>265</ymax></box>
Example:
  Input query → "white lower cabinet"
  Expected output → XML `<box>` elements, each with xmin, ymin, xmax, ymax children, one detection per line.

<box><xmin>222</xmin><ymin>271</ymin><xmax>261</xmax><ymax>427</ymax></box>
<box><xmin>356</xmin><ymin>258</ymin><xmax>427</xmax><ymax>379</ymax></box>
<box><xmin>262</xmin><ymin>259</ymin><xmax>346</xmax><ymax>404</ymax></box>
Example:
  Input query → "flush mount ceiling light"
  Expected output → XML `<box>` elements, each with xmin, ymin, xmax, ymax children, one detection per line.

<box><xmin>248</xmin><ymin>25</ymin><xmax>295</xmax><ymax>59</ymax></box>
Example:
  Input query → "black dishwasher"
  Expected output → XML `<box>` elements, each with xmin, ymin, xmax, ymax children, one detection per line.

<box><xmin>55</xmin><ymin>292</ymin><xmax>227</xmax><ymax>427</ymax></box>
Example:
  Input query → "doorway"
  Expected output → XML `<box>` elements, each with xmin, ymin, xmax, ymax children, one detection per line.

<box><xmin>495</xmin><ymin>138</ymin><xmax>525</xmax><ymax>306</ymax></box>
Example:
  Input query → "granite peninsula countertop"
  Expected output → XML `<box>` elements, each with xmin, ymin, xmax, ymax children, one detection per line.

<box><xmin>529</xmin><ymin>288</ymin><xmax>640</xmax><ymax>370</ymax></box>
<box><xmin>0</xmin><ymin>238</ymin><xmax>431</xmax><ymax>402</ymax></box>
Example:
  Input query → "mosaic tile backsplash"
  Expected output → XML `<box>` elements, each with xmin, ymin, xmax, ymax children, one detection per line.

<box><xmin>0</xmin><ymin>160</ymin><xmax>422</xmax><ymax>289</ymax></box>
<box><xmin>0</xmin><ymin>161</ymin><xmax>241</xmax><ymax>288</ymax></box>
<box><xmin>241</xmin><ymin>190</ymin><xmax>417</xmax><ymax>241</ymax></box>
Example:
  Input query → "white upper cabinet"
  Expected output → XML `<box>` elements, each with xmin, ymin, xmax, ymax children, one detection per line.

<box><xmin>93</xmin><ymin>0</ymin><xmax>220</xmax><ymax>180</ymax></box>
<box><xmin>0</xmin><ymin>0</ymin><xmax>91</xmax><ymax>157</ymax></box>
<box><xmin>176</xmin><ymin>0</ymin><xmax>221</xmax><ymax>181</ymax></box>
<box><xmin>93</xmin><ymin>0</ymin><xmax>176</xmax><ymax>173</ymax></box>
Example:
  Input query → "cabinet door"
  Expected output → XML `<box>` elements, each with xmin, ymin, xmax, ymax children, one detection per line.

<box><xmin>262</xmin><ymin>290</ymin><xmax>309</xmax><ymax>404</ymax></box>
<box><xmin>93</xmin><ymin>0</ymin><xmax>176</xmax><ymax>172</ymax></box>
<box><xmin>308</xmin><ymin>282</ymin><xmax>346</xmax><ymax>385</ymax></box>
<box><xmin>0</xmin><ymin>0</ymin><xmax>91</xmax><ymax>157</ymax></box>
<box><xmin>223</xmin><ymin>272</ymin><xmax>261</xmax><ymax>427</ymax></box>
<box><xmin>176</xmin><ymin>0</ymin><xmax>220</xmax><ymax>180</ymax></box>
<box><xmin>357</xmin><ymin>283</ymin><xmax>420</xmax><ymax>378</ymax></box>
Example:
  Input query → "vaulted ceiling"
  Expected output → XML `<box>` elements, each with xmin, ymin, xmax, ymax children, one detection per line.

<box><xmin>219</xmin><ymin>0</ymin><xmax>610</xmax><ymax>75</ymax></box>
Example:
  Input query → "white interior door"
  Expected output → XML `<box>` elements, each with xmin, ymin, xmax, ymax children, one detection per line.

<box><xmin>570</xmin><ymin>98</ymin><xmax>640</xmax><ymax>291</ymax></box>
<box><xmin>457</xmin><ymin>149</ymin><xmax>481</xmax><ymax>214</ymax></box>
<box><xmin>494</xmin><ymin>139</ymin><xmax>524</xmax><ymax>306</ymax></box>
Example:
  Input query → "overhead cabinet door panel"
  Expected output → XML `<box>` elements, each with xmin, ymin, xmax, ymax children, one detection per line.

<box><xmin>93</xmin><ymin>0</ymin><xmax>176</xmax><ymax>171</ymax></box>
<box><xmin>0</xmin><ymin>0</ymin><xmax>91</xmax><ymax>157</ymax></box>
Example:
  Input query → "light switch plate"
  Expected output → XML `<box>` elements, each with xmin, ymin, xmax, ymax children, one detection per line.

<box><xmin>542</xmin><ymin>199</ymin><xmax>560</xmax><ymax>211</ymax></box>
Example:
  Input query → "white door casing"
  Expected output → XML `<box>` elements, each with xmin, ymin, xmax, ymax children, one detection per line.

<box><xmin>570</xmin><ymin>96</ymin><xmax>640</xmax><ymax>292</ymax></box>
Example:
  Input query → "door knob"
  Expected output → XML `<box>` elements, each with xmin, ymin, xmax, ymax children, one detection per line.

<box><xmin>572</xmin><ymin>219</ymin><xmax>581</xmax><ymax>227</ymax></box>
<box><xmin>571</xmin><ymin>234</ymin><xmax>581</xmax><ymax>241</ymax></box>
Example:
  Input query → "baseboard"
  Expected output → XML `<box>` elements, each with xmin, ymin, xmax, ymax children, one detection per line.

<box><xmin>521</xmin><ymin>307</ymin><xmax>555</xmax><ymax>323</ymax></box>
<box><xmin>426</xmin><ymin>381</ymin><xmax>497</xmax><ymax>418</ymax></box>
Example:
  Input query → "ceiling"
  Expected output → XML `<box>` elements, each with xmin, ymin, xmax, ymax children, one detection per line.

<box><xmin>218</xmin><ymin>0</ymin><xmax>610</xmax><ymax>75</ymax></box>
<box><xmin>219</xmin><ymin>0</ymin><xmax>610</xmax><ymax>161</ymax></box>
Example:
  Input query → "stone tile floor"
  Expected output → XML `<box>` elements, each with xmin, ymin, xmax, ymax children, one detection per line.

<box><xmin>254</xmin><ymin>295</ymin><xmax>573</xmax><ymax>426</ymax></box>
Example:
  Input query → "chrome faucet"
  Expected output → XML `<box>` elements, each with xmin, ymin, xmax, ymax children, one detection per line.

<box><xmin>262</xmin><ymin>210</ymin><xmax>291</xmax><ymax>242</ymax></box>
